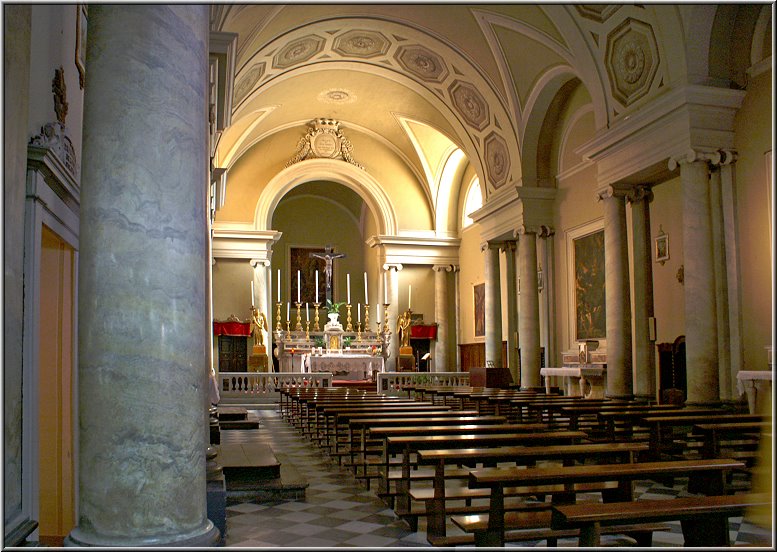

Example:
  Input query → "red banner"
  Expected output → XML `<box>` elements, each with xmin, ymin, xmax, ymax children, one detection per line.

<box><xmin>410</xmin><ymin>324</ymin><xmax>437</xmax><ymax>339</ymax></box>
<box><xmin>213</xmin><ymin>321</ymin><xmax>250</xmax><ymax>336</ymax></box>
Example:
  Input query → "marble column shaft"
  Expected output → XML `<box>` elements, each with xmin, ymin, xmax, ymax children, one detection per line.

<box><xmin>709</xmin><ymin>164</ymin><xmax>732</xmax><ymax>401</ymax></box>
<box><xmin>679</xmin><ymin>155</ymin><xmax>719</xmax><ymax>404</ymax></box>
<box><xmin>483</xmin><ymin>244</ymin><xmax>503</xmax><ymax>367</ymax></box>
<box><xmin>385</xmin><ymin>265</ymin><xmax>400</xmax><ymax>371</ymax></box>
<box><xmin>69</xmin><ymin>5</ymin><xmax>217</xmax><ymax>547</ymax></box>
<box><xmin>518</xmin><ymin>232</ymin><xmax>541</xmax><ymax>389</ymax></box>
<box><xmin>599</xmin><ymin>187</ymin><xmax>633</xmax><ymax>398</ymax></box>
<box><xmin>629</xmin><ymin>187</ymin><xmax>656</xmax><ymax>401</ymax></box>
<box><xmin>433</xmin><ymin>265</ymin><xmax>450</xmax><ymax>372</ymax></box>
<box><xmin>504</xmin><ymin>242</ymin><xmax>520</xmax><ymax>386</ymax></box>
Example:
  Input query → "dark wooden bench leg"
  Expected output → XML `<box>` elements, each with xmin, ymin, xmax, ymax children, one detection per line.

<box><xmin>578</xmin><ymin>522</ymin><xmax>601</xmax><ymax>547</ymax></box>
<box><xmin>474</xmin><ymin>529</ymin><xmax>503</xmax><ymax>547</ymax></box>
<box><xmin>681</xmin><ymin>514</ymin><xmax>730</xmax><ymax>546</ymax></box>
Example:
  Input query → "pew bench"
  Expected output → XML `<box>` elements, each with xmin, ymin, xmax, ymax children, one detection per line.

<box><xmin>692</xmin><ymin>421</ymin><xmax>769</xmax><ymax>464</ymax></box>
<box><xmin>550</xmin><ymin>492</ymin><xmax>771</xmax><ymax>547</ymax></box>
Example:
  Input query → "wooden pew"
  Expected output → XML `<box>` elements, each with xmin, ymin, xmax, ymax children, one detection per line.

<box><xmin>559</xmin><ymin>403</ymin><xmax>679</xmax><ymax>431</ymax></box>
<box><xmin>596</xmin><ymin>407</ymin><xmax>728</xmax><ymax>443</ymax></box>
<box><xmin>551</xmin><ymin>493</ymin><xmax>771</xmax><ymax>547</ymax></box>
<box><xmin>692</xmin><ymin>421</ymin><xmax>770</xmax><ymax>462</ymax></box>
<box><xmin>455</xmin><ymin>458</ymin><xmax>745</xmax><ymax>546</ymax></box>
<box><xmin>409</xmin><ymin>441</ymin><xmax>647</xmax><ymax>543</ymax></box>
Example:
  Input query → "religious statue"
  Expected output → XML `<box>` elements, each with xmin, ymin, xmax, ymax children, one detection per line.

<box><xmin>250</xmin><ymin>307</ymin><xmax>268</xmax><ymax>347</ymax></box>
<box><xmin>397</xmin><ymin>310</ymin><xmax>412</xmax><ymax>348</ymax></box>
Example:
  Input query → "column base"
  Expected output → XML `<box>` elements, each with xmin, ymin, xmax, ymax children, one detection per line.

<box><xmin>65</xmin><ymin>521</ymin><xmax>220</xmax><ymax>547</ymax></box>
<box><xmin>605</xmin><ymin>393</ymin><xmax>634</xmax><ymax>401</ymax></box>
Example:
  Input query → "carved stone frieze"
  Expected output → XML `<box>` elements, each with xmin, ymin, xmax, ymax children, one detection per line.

<box><xmin>605</xmin><ymin>18</ymin><xmax>659</xmax><ymax>107</ymax></box>
<box><xmin>484</xmin><ymin>132</ymin><xmax>509</xmax><ymax>188</ymax></box>
<box><xmin>234</xmin><ymin>62</ymin><xmax>265</xmax><ymax>104</ymax></box>
<box><xmin>285</xmin><ymin>118</ymin><xmax>364</xmax><ymax>170</ymax></box>
<box><xmin>273</xmin><ymin>35</ymin><xmax>325</xmax><ymax>69</ymax></box>
<box><xmin>29</xmin><ymin>121</ymin><xmax>78</xmax><ymax>178</ymax></box>
<box><xmin>333</xmin><ymin>30</ymin><xmax>389</xmax><ymax>58</ymax></box>
<box><xmin>449</xmin><ymin>80</ymin><xmax>489</xmax><ymax>131</ymax></box>
<box><xmin>395</xmin><ymin>45</ymin><xmax>449</xmax><ymax>83</ymax></box>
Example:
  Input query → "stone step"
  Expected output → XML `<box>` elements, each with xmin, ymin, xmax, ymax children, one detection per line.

<box><xmin>219</xmin><ymin>420</ymin><xmax>260</xmax><ymax>430</ymax></box>
<box><xmin>218</xmin><ymin>443</ymin><xmax>281</xmax><ymax>488</ymax></box>
<box><xmin>217</xmin><ymin>406</ymin><xmax>248</xmax><ymax>421</ymax></box>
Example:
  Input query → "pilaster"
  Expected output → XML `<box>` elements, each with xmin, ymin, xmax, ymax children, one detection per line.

<box><xmin>433</xmin><ymin>264</ymin><xmax>455</xmax><ymax>372</ymax></box>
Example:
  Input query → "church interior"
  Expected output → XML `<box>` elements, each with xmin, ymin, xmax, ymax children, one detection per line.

<box><xmin>3</xmin><ymin>3</ymin><xmax>774</xmax><ymax>548</ymax></box>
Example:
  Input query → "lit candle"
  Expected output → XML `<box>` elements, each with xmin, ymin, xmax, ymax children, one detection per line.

<box><xmin>383</xmin><ymin>272</ymin><xmax>388</xmax><ymax>304</ymax></box>
<box><xmin>306</xmin><ymin>302</ymin><xmax>309</xmax><ymax>322</ymax></box>
<box><xmin>408</xmin><ymin>285</ymin><xmax>412</xmax><ymax>310</ymax></box>
<box><xmin>364</xmin><ymin>272</ymin><xmax>368</xmax><ymax>304</ymax></box>
<box><xmin>277</xmin><ymin>269</ymin><xmax>281</xmax><ymax>302</ymax></box>
<box><xmin>251</xmin><ymin>281</ymin><xmax>255</xmax><ymax>306</ymax></box>
<box><xmin>286</xmin><ymin>302</ymin><xmax>290</xmax><ymax>321</ymax></box>
<box><xmin>315</xmin><ymin>270</ymin><xmax>319</xmax><ymax>303</ymax></box>
<box><xmin>357</xmin><ymin>303</ymin><xmax>361</xmax><ymax>323</ymax></box>
<box><xmin>297</xmin><ymin>270</ymin><xmax>301</xmax><ymax>303</ymax></box>
<box><xmin>346</xmin><ymin>273</ymin><xmax>351</xmax><ymax>304</ymax></box>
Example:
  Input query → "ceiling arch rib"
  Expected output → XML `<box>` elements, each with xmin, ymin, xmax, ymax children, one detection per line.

<box><xmin>230</xmin><ymin>17</ymin><xmax>521</xmax><ymax>197</ymax></box>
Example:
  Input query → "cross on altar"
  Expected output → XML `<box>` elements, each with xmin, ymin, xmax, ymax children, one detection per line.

<box><xmin>310</xmin><ymin>245</ymin><xmax>345</xmax><ymax>304</ymax></box>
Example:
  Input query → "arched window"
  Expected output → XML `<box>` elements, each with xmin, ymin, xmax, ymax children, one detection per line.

<box><xmin>462</xmin><ymin>177</ymin><xmax>482</xmax><ymax>229</ymax></box>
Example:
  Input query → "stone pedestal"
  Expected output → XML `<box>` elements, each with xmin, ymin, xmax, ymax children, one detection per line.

<box><xmin>398</xmin><ymin>354</ymin><xmax>415</xmax><ymax>371</ymax></box>
<box><xmin>248</xmin><ymin>346</ymin><xmax>268</xmax><ymax>372</ymax></box>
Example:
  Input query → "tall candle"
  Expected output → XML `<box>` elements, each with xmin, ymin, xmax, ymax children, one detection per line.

<box><xmin>286</xmin><ymin>302</ymin><xmax>290</xmax><ymax>321</ymax></box>
<box><xmin>408</xmin><ymin>285</ymin><xmax>412</xmax><ymax>310</ymax></box>
<box><xmin>251</xmin><ymin>281</ymin><xmax>255</xmax><ymax>306</ymax></box>
<box><xmin>277</xmin><ymin>269</ymin><xmax>281</xmax><ymax>302</ymax></box>
<box><xmin>383</xmin><ymin>272</ymin><xmax>388</xmax><ymax>304</ymax></box>
<box><xmin>357</xmin><ymin>303</ymin><xmax>361</xmax><ymax>323</ymax></box>
<box><xmin>315</xmin><ymin>270</ymin><xmax>319</xmax><ymax>303</ymax></box>
<box><xmin>364</xmin><ymin>272</ymin><xmax>368</xmax><ymax>304</ymax></box>
<box><xmin>306</xmin><ymin>302</ymin><xmax>309</xmax><ymax>322</ymax></box>
<box><xmin>346</xmin><ymin>273</ymin><xmax>351</xmax><ymax>304</ymax></box>
<box><xmin>297</xmin><ymin>270</ymin><xmax>301</xmax><ymax>303</ymax></box>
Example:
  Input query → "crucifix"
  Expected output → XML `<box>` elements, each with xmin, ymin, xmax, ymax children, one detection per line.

<box><xmin>310</xmin><ymin>245</ymin><xmax>345</xmax><ymax>304</ymax></box>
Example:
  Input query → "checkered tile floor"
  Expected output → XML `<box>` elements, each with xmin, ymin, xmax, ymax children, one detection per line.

<box><xmin>223</xmin><ymin>408</ymin><xmax>773</xmax><ymax>548</ymax></box>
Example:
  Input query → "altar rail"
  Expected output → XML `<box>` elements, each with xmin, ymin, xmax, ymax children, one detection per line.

<box><xmin>218</xmin><ymin>371</ymin><xmax>333</xmax><ymax>402</ymax></box>
<box><xmin>378</xmin><ymin>371</ymin><xmax>470</xmax><ymax>396</ymax></box>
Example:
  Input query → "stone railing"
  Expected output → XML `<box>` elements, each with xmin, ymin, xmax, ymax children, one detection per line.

<box><xmin>377</xmin><ymin>371</ymin><xmax>470</xmax><ymax>396</ymax></box>
<box><xmin>218</xmin><ymin>371</ymin><xmax>332</xmax><ymax>402</ymax></box>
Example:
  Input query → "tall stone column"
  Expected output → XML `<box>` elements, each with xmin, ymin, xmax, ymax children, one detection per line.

<box><xmin>671</xmin><ymin>151</ymin><xmax>719</xmax><ymax>405</ymax></box>
<box><xmin>433</xmin><ymin>265</ymin><xmax>453</xmax><ymax>372</ymax></box>
<box><xmin>383</xmin><ymin>264</ymin><xmax>402</xmax><ymax>371</ymax></box>
<box><xmin>709</xmin><ymin>151</ymin><xmax>734</xmax><ymax>401</ymax></box>
<box><xmin>628</xmin><ymin>186</ymin><xmax>656</xmax><ymax>401</ymax></box>
<box><xmin>67</xmin><ymin>5</ymin><xmax>218</xmax><ymax>547</ymax></box>
<box><xmin>597</xmin><ymin>185</ymin><xmax>633</xmax><ymax>399</ymax></box>
<box><xmin>483</xmin><ymin>243</ymin><xmax>503</xmax><ymax>367</ymax></box>
<box><xmin>503</xmin><ymin>242</ymin><xmax>519</xmax><ymax>385</ymax></box>
<box><xmin>517</xmin><ymin>229</ymin><xmax>541</xmax><ymax>389</ymax></box>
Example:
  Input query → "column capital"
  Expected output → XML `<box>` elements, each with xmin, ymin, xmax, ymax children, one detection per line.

<box><xmin>515</xmin><ymin>224</ymin><xmax>553</xmax><ymax>237</ymax></box>
<box><xmin>667</xmin><ymin>148</ymin><xmax>719</xmax><ymax>171</ymax></box>
<box><xmin>596</xmin><ymin>183</ymin><xmax>633</xmax><ymax>201</ymax></box>
<box><xmin>626</xmin><ymin>185</ymin><xmax>654</xmax><ymax>204</ymax></box>
<box><xmin>432</xmin><ymin>264</ymin><xmax>456</xmax><ymax>273</ymax></box>
<box><xmin>709</xmin><ymin>149</ymin><xmax>738</xmax><ymax>167</ymax></box>
<box><xmin>480</xmin><ymin>241</ymin><xmax>503</xmax><ymax>252</ymax></box>
<box><xmin>501</xmin><ymin>240</ymin><xmax>517</xmax><ymax>253</ymax></box>
<box><xmin>382</xmin><ymin>263</ymin><xmax>403</xmax><ymax>272</ymax></box>
<box><xmin>249</xmin><ymin>258</ymin><xmax>271</xmax><ymax>268</ymax></box>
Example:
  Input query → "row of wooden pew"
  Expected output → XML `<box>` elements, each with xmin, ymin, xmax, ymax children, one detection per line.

<box><xmin>277</xmin><ymin>385</ymin><xmax>770</xmax><ymax>547</ymax></box>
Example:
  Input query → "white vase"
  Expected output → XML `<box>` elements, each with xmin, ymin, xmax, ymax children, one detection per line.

<box><xmin>327</xmin><ymin>312</ymin><xmax>339</xmax><ymax>325</ymax></box>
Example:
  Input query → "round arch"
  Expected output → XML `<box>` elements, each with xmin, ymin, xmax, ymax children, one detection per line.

<box><xmin>254</xmin><ymin>158</ymin><xmax>398</xmax><ymax>236</ymax></box>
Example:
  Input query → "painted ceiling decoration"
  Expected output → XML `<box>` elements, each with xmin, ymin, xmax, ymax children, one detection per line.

<box><xmin>285</xmin><ymin>118</ymin><xmax>365</xmax><ymax>170</ymax></box>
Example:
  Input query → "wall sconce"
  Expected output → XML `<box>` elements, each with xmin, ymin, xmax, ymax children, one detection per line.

<box><xmin>676</xmin><ymin>264</ymin><xmax>684</xmax><ymax>284</ymax></box>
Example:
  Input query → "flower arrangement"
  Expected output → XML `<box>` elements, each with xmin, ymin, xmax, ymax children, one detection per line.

<box><xmin>326</xmin><ymin>299</ymin><xmax>345</xmax><ymax>315</ymax></box>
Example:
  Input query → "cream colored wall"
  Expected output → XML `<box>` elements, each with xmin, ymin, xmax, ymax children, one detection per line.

<box><xmin>458</xmin><ymin>223</ymin><xmax>485</xmax><ymax>344</ymax></box>
<box><xmin>212</xmin><ymin>258</ymin><xmax>253</xmax><ymax>321</ymax></box>
<box><xmin>649</xmin><ymin>176</ymin><xmax>686</xmax><ymax>344</ymax></box>
<box><xmin>734</xmin><ymin>69</ymin><xmax>773</xmax><ymax>371</ymax></box>
<box><xmin>218</xmin><ymin>128</ymin><xmax>434</xmax><ymax>232</ymax></box>
<box><xmin>271</xmin><ymin>195</ymin><xmax>367</xmax><ymax>309</ymax></box>
<box><xmin>397</xmin><ymin>266</ymin><xmax>435</xmax><ymax>324</ymax></box>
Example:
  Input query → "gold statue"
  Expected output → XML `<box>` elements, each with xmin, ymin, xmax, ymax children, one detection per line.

<box><xmin>250</xmin><ymin>307</ymin><xmax>268</xmax><ymax>347</ymax></box>
<box><xmin>397</xmin><ymin>310</ymin><xmax>412</xmax><ymax>348</ymax></box>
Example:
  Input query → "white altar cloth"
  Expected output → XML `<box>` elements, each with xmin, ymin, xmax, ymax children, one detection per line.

<box><xmin>736</xmin><ymin>370</ymin><xmax>772</xmax><ymax>414</ymax></box>
<box><xmin>302</xmin><ymin>353</ymin><xmax>384</xmax><ymax>380</ymax></box>
<box><xmin>541</xmin><ymin>366</ymin><xmax>606</xmax><ymax>398</ymax></box>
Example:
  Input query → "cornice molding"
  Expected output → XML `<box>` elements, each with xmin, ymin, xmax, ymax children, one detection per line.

<box><xmin>369</xmin><ymin>234</ymin><xmax>460</xmax><ymax>266</ymax></box>
<box><xmin>212</xmin><ymin>225</ymin><xmax>282</xmax><ymax>260</ymax></box>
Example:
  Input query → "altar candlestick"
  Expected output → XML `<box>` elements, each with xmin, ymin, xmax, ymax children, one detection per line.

<box><xmin>297</xmin><ymin>270</ymin><xmax>301</xmax><ymax>303</ymax></box>
<box><xmin>364</xmin><ymin>272</ymin><xmax>368</xmax><ymax>303</ymax></box>
<box><xmin>346</xmin><ymin>273</ymin><xmax>351</xmax><ymax>304</ymax></box>
<box><xmin>383</xmin><ymin>272</ymin><xmax>388</xmax><ymax>303</ymax></box>
<box><xmin>408</xmin><ymin>285</ymin><xmax>412</xmax><ymax>310</ymax></box>
<box><xmin>251</xmin><ymin>281</ymin><xmax>255</xmax><ymax>306</ymax></box>
<box><xmin>315</xmin><ymin>270</ymin><xmax>319</xmax><ymax>303</ymax></box>
<box><xmin>286</xmin><ymin>302</ymin><xmax>290</xmax><ymax>322</ymax></box>
<box><xmin>306</xmin><ymin>302</ymin><xmax>309</xmax><ymax>322</ymax></box>
<box><xmin>357</xmin><ymin>303</ymin><xmax>361</xmax><ymax>323</ymax></box>
<box><xmin>277</xmin><ymin>269</ymin><xmax>281</xmax><ymax>302</ymax></box>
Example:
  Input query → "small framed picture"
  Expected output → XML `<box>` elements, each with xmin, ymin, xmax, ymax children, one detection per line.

<box><xmin>75</xmin><ymin>5</ymin><xmax>87</xmax><ymax>89</ymax></box>
<box><xmin>655</xmin><ymin>232</ymin><xmax>669</xmax><ymax>264</ymax></box>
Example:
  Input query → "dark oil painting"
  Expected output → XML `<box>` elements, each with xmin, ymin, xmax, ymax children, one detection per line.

<box><xmin>290</xmin><ymin>247</ymin><xmax>327</xmax><ymax>304</ymax></box>
<box><xmin>474</xmin><ymin>283</ymin><xmax>485</xmax><ymax>337</ymax></box>
<box><xmin>574</xmin><ymin>230</ymin><xmax>606</xmax><ymax>340</ymax></box>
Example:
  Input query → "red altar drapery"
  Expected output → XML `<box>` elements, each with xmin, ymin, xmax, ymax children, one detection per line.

<box><xmin>213</xmin><ymin>321</ymin><xmax>251</xmax><ymax>336</ymax></box>
<box><xmin>410</xmin><ymin>324</ymin><xmax>437</xmax><ymax>339</ymax></box>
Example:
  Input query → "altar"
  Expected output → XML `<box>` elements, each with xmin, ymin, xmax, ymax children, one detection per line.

<box><xmin>540</xmin><ymin>365</ymin><xmax>607</xmax><ymax>399</ymax></box>
<box><xmin>736</xmin><ymin>370</ymin><xmax>772</xmax><ymax>414</ymax></box>
<box><xmin>302</xmin><ymin>353</ymin><xmax>384</xmax><ymax>380</ymax></box>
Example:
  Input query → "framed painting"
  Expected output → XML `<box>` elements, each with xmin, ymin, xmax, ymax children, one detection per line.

<box><xmin>655</xmin><ymin>232</ymin><xmax>669</xmax><ymax>263</ymax></box>
<box><xmin>75</xmin><ymin>4</ymin><xmax>87</xmax><ymax>89</ymax></box>
<box><xmin>289</xmin><ymin>246</ymin><xmax>327</xmax><ymax>304</ymax></box>
<box><xmin>473</xmin><ymin>283</ymin><xmax>485</xmax><ymax>338</ymax></box>
<box><xmin>566</xmin><ymin>220</ymin><xmax>606</xmax><ymax>343</ymax></box>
